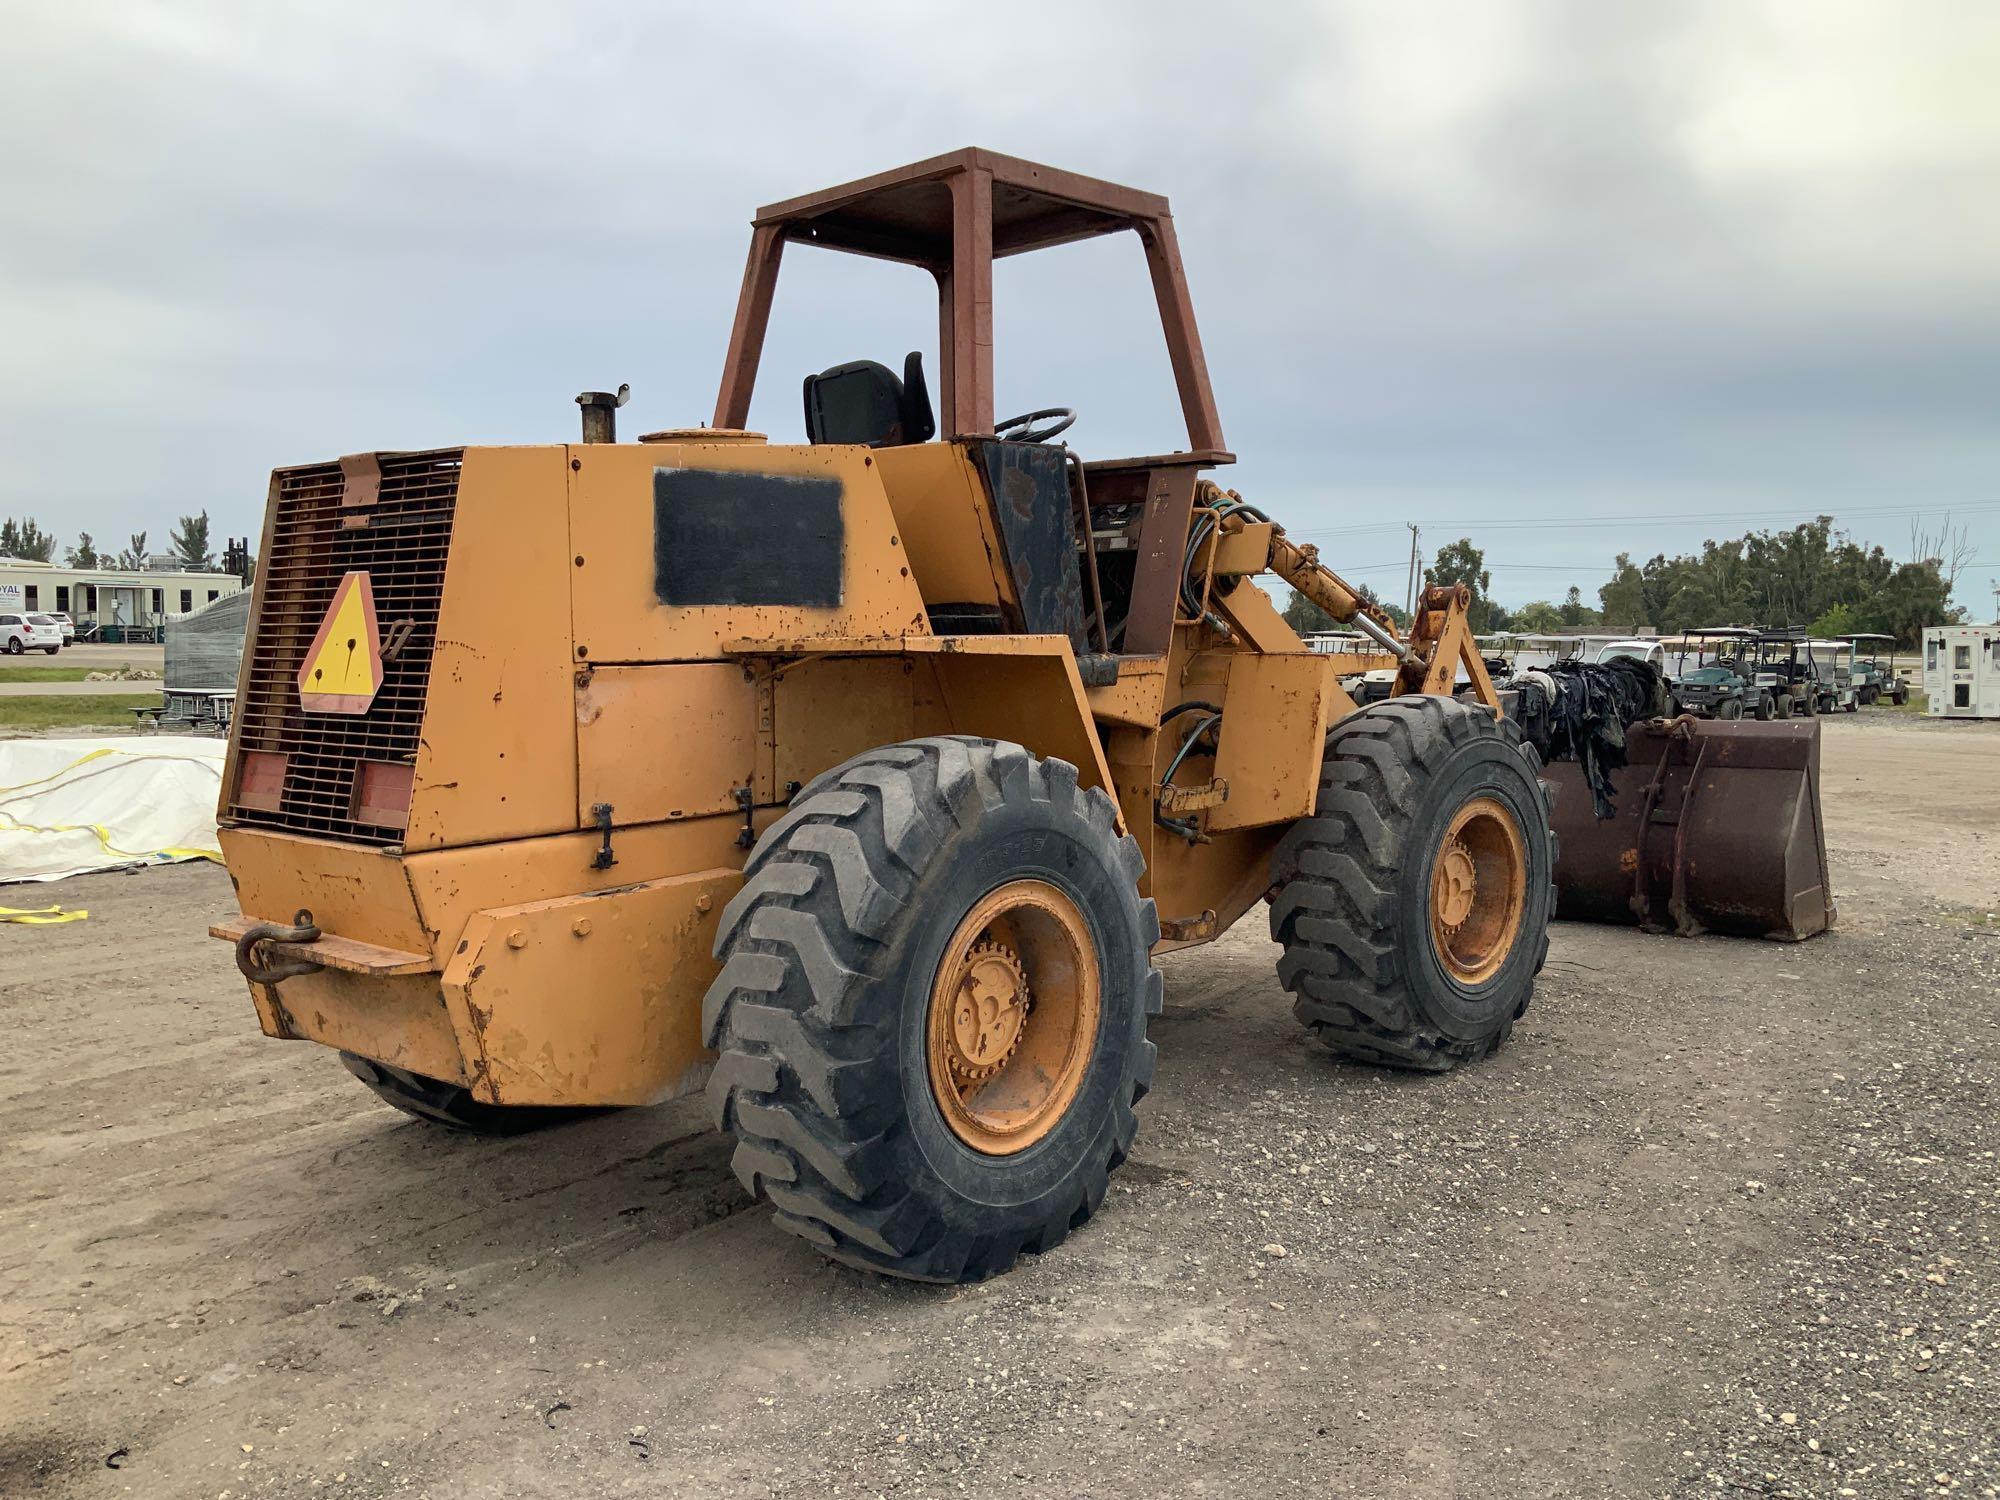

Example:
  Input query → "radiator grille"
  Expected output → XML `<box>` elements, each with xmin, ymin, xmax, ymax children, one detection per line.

<box><xmin>226</xmin><ymin>450</ymin><xmax>461</xmax><ymax>845</ymax></box>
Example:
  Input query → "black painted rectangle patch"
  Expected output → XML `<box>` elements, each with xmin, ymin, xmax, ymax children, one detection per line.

<box><xmin>653</xmin><ymin>468</ymin><xmax>843</xmax><ymax>608</ymax></box>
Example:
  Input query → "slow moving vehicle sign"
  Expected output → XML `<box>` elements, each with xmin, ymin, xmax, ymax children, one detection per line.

<box><xmin>296</xmin><ymin>570</ymin><xmax>382</xmax><ymax>714</ymax></box>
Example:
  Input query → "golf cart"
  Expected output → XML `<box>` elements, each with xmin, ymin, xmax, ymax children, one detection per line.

<box><xmin>1668</xmin><ymin>627</ymin><xmax>1769</xmax><ymax>720</ymax></box>
<box><xmin>1847</xmin><ymin>633</ymin><xmax>1908</xmax><ymax>705</ymax></box>
<box><xmin>1750</xmin><ymin>628</ymin><xmax>1820</xmax><ymax>718</ymax></box>
<box><xmin>1807</xmin><ymin>639</ymin><xmax>1858</xmax><ymax>713</ymax></box>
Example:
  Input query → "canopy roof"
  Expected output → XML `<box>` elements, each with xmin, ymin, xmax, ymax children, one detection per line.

<box><xmin>715</xmin><ymin>148</ymin><xmax>1225</xmax><ymax>454</ymax></box>
<box><xmin>753</xmin><ymin>148</ymin><xmax>1172</xmax><ymax>266</ymax></box>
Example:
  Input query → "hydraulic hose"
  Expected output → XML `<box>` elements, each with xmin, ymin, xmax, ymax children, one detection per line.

<box><xmin>1154</xmin><ymin>703</ymin><xmax>1224</xmax><ymax>843</ymax></box>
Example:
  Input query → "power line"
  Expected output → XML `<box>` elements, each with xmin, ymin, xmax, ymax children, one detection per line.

<box><xmin>1289</xmin><ymin>498</ymin><xmax>2000</xmax><ymax>541</ymax></box>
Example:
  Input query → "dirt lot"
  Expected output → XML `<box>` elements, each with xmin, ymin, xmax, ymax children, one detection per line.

<box><xmin>3</xmin><ymin>714</ymin><xmax>1995</xmax><ymax>1499</ymax></box>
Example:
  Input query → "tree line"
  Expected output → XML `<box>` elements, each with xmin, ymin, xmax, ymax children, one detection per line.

<box><xmin>0</xmin><ymin>512</ymin><xmax>251</xmax><ymax>580</ymax></box>
<box><xmin>1287</xmin><ymin>517</ymin><xmax>1963</xmax><ymax>648</ymax></box>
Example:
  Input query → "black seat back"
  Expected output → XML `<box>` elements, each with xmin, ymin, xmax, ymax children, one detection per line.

<box><xmin>803</xmin><ymin>351</ymin><xmax>937</xmax><ymax>447</ymax></box>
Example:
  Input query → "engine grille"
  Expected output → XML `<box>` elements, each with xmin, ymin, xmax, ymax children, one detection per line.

<box><xmin>226</xmin><ymin>449</ymin><xmax>461</xmax><ymax>846</ymax></box>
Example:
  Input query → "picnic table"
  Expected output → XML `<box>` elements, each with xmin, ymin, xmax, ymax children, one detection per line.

<box><xmin>135</xmin><ymin>688</ymin><xmax>236</xmax><ymax>732</ymax></box>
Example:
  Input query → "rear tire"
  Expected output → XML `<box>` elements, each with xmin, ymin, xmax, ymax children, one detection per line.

<box><xmin>703</xmin><ymin>737</ymin><xmax>1159</xmax><ymax>1283</ymax></box>
<box><xmin>1271</xmin><ymin>696</ymin><xmax>1555</xmax><ymax>1071</ymax></box>
<box><xmin>339</xmin><ymin>1052</ymin><xmax>598</xmax><ymax>1134</ymax></box>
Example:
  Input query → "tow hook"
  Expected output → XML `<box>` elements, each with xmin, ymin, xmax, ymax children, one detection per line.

<box><xmin>234</xmin><ymin>910</ymin><xmax>324</xmax><ymax>986</ymax></box>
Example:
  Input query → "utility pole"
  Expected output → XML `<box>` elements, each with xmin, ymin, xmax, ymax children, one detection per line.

<box><xmin>1404</xmin><ymin>524</ymin><xmax>1421</xmax><ymax>619</ymax></box>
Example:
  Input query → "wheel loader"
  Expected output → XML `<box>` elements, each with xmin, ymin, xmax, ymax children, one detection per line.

<box><xmin>215</xmin><ymin>148</ymin><xmax>1562</xmax><ymax>1282</ymax></box>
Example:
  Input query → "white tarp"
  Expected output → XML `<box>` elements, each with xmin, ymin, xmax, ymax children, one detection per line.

<box><xmin>0</xmin><ymin>736</ymin><xmax>225</xmax><ymax>883</ymax></box>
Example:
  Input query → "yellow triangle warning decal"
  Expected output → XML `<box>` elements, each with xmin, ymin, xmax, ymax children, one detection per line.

<box><xmin>297</xmin><ymin>570</ymin><xmax>383</xmax><ymax>714</ymax></box>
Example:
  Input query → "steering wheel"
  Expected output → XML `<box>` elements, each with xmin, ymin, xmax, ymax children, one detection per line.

<box><xmin>993</xmin><ymin>407</ymin><xmax>1076</xmax><ymax>443</ymax></box>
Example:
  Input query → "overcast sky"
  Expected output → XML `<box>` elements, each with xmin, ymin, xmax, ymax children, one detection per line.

<box><xmin>4</xmin><ymin>1</ymin><xmax>1997</xmax><ymax>613</ymax></box>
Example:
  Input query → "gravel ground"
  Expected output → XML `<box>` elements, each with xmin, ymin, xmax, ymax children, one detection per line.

<box><xmin>1</xmin><ymin>713</ymin><xmax>1994</xmax><ymax>1498</ymax></box>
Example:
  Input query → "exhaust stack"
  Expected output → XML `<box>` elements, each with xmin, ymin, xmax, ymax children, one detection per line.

<box><xmin>575</xmin><ymin>384</ymin><xmax>630</xmax><ymax>443</ymax></box>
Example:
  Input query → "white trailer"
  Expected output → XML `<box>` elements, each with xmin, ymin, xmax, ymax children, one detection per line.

<box><xmin>1923</xmin><ymin>624</ymin><xmax>2000</xmax><ymax>719</ymax></box>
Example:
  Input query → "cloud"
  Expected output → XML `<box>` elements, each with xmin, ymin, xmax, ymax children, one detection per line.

<box><xmin>2</xmin><ymin>0</ymin><xmax>1995</xmax><ymax>607</ymax></box>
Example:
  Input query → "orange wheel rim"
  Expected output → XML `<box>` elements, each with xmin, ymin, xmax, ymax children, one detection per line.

<box><xmin>926</xmin><ymin>879</ymin><xmax>1100</xmax><ymax>1156</ymax></box>
<box><xmin>1428</xmin><ymin>796</ymin><xmax>1527</xmax><ymax>986</ymax></box>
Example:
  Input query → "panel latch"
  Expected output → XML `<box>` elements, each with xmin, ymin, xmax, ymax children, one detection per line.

<box><xmin>591</xmin><ymin>802</ymin><xmax>617</xmax><ymax>869</ymax></box>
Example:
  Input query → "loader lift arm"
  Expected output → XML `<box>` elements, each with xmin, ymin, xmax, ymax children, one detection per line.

<box><xmin>1195</xmin><ymin>483</ymin><xmax>1500</xmax><ymax>713</ymax></box>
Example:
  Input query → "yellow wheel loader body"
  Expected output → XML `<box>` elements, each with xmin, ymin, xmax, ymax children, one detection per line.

<box><xmin>215</xmin><ymin>431</ymin><xmax>1393</xmax><ymax>1107</ymax></box>
<box><xmin>213</xmin><ymin>150</ymin><xmax>1565</xmax><ymax>1280</ymax></box>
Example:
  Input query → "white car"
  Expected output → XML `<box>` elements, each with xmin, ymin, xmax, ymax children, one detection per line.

<box><xmin>1595</xmin><ymin>639</ymin><xmax>1666</xmax><ymax>670</ymax></box>
<box><xmin>2</xmin><ymin>612</ymin><xmax>63</xmax><ymax>654</ymax></box>
<box><xmin>45</xmin><ymin>611</ymin><xmax>76</xmax><ymax>645</ymax></box>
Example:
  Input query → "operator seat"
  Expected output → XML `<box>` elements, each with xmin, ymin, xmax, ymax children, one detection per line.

<box><xmin>803</xmin><ymin>351</ymin><xmax>936</xmax><ymax>447</ymax></box>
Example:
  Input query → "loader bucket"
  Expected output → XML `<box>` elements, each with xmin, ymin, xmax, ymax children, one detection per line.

<box><xmin>1544</xmin><ymin>718</ymin><xmax>1835</xmax><ymax>941</ymax></box>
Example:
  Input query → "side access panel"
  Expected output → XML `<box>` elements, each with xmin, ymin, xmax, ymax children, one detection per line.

<box><xmin>407</xmin><ymin>447</ymin><xmax>581</xmax><ymax>851</ymax></box>
<box><xmin>576</xmin><ymin>663</ymin><xmax>760</xmax><ymax>827</ymax></box>
<box><xmin>568</xmin><ymin>442</ymin><xmax>929</xmax><ymax>663</ymax></box>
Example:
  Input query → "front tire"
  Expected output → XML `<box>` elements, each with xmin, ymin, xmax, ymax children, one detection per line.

<box><xmin>703</xmin><ymin>737</ymin><xmax>1159</xmax><ymax>1283</ymax></box>
<box><xmin>1271</xmin><ymin>696</ymin><xmax>1554</xmax><ymax>1071</ymax></box>
<box><xmin>1720</xmin><ymin>697</ymin><xmax>1744</xmax><ymax>721</ymax></box>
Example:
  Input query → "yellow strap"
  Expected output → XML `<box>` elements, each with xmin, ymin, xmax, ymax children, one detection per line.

<box><xmin>0</xmin><ymin>811</ymin><xmax>220</xmax><ymax>864</ymax></box>
<box><xmin>0</xmin><ymin>746</ymin><xmax>117</xmax><ymax>796</ymax></box>
<box><xmin>0</xmin><ymin>904</ymin><xmax>88</xmax><ymax>925</ymax></box>
<box><xmin>0</xmin><ymin>747</ymin><xmax>226</xmax><ymax>804</ymax></box>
